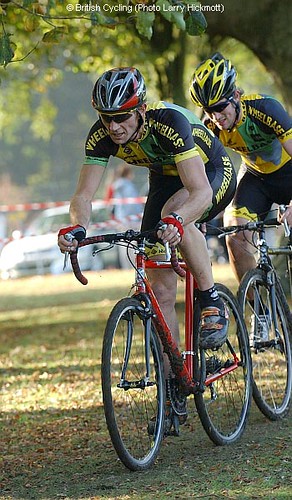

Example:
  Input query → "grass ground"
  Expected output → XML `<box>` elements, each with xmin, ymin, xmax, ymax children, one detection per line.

<box><xmin>0</xmin><ymin>265</ymin><xmax>291</xmax><ymax>500</ymax></box>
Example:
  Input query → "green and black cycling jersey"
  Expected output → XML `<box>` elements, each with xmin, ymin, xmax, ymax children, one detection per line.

<box><xmin>205</xmin><ymin>94</ymin><xmax>292</xmax><ymax>175</ymax></box>
<box><xmin>84</xmin><ymin>101</ymin><xmax>230</xmax><ymax>176</ymax></box>
<box><xmin>84</xmin><ymin>101</ymin><xmax>236</xmax><ymax>236</ymax></box>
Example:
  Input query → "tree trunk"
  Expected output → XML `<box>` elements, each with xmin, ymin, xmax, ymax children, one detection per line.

<box><xmin>202</xmin><ymin>0</ymin><xmax>292</xmax><ymax>112</ymax></box>
<box><xmin>151</xmin><ymin>20</ymin><xmax>187</xmax><ymax>106</ymax></box>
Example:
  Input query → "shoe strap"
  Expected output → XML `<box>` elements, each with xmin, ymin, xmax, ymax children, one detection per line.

<box><xmin>201</xmin><ymin>307</ymin><xmax>220</xmax><ymax>319</ymax></box>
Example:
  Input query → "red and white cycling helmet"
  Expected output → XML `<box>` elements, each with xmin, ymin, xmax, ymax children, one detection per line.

<box><xmin>92</xmin><ymin>67</ymin><xmax>147</xmax><ymax>113</ymax></box>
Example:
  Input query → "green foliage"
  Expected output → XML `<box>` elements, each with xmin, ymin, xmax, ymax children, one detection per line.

<box><xmin>157</xmin><ymin>0</ymin><xmax>172</xmax><ymax>22</ymax></box>
<box><xmin>171</xmin><ymin>10</ymin><xmax>185</xmax><ymax>30</ymax></box>
<box><xmin>0</xmin><ymin>31</ymin><xmax>15</xmax><ymax>67</ymax></box>
<box><xmin>0</xmin><ymin>1</ymin><xmax>207</xmax><ymax>68</ymax></box>
<box><xmin>185</xmin><ymin>8</ymin><xmax>207</xmax><ymax>36</ymax></box>
<box><xmin>136</xmin><ymin>11</ymin><xmax>155</xmax><ymax>40</ymax></box>
<box><xmin>42</xmin><ymin>26</ymin><xmax>68</xmax><ymax>44</ymax></box>
<box><xmin>30</xmin><ymin>96</ymin><xmax>57</xmax><ymax>140</ymax></box>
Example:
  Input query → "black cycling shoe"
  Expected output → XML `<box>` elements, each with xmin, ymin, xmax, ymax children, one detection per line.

<box><xmin>199</xmin><ymin>302</ymin><xmax>229</xmax><ymax>349</ymax></box>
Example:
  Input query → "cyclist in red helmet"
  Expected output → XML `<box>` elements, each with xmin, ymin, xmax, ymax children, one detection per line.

<box><xmin>58</xmin><ymin>66</ymin><xmax>237</xmax><ymax>352</ymax></box>
<box><xmin>190</xmin><ymin>53</ymin><xmax>292</xmax><ymax>282</ymax></box>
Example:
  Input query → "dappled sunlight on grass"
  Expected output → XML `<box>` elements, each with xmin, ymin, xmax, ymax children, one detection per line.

<box><xmin>1</xmin><ymin>267</ymin><xmax>291</xmax><ymax>499</ymax></box>
<box><xmin>0</xmin><ymin>269</ymin><xmax>135</xmax><ymax>312</ymax></box>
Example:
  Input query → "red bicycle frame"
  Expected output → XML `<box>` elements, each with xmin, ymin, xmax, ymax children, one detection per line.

<box><xmin>134</xmin><ymin>247</ymin><xmax>240</xmax><ymax>396</ymax></box>
<box><xmin>71</xmin><ymin>233</ymin><xmax>240</xmax><ymax>396</ymax></box>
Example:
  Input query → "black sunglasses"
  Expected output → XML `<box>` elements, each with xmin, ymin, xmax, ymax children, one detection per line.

<box><xmin>204</xmin><ymin>97</ymin><xmax>233</xmax><ymax>115</ymax></box>
<box><xmin>100</xmin><ymin>112</ymin><xmax>133</xmax><ymax>124</ymax></box>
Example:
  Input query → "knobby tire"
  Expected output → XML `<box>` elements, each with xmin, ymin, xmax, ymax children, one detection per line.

<box><xmin>238</xmin><ymin>268</ymin><xmax>292</xmax><ymax>420</ymax></box>
<box><xmin>194</xmin><ymin>284</ymin><xmax>252</xmax><ymax>445</ymax></box>
<box><xmin>101</xmin><ymin>297</ymin><xmax>165</xmax><ymax>471</ymax></box>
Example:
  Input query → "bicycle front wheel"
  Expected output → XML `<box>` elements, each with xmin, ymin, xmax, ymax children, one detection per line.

<box><xmin>194</xmin><ymin>284</ymin><xmax>252</xmax><ymax>445</ymax></box>
<box><xmin>101</xmin><ymin>297</ymin><xmax>165</xmax><ymax>471</ymax></box>
<box><xmin>238</xmin><ymin>268</ymin><xmax>292</xmax><ymax>420</ymax></box>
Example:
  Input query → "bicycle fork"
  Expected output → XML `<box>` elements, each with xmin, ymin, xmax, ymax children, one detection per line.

<box><xmin>254</xmin><ymin>269</ymin><xmax>283</xmax><ymax>351</ymax></box>
<box><xmin>117</xmin><ymin>303</ymin><xmax>156</xmax><ymax>390</ymax></box>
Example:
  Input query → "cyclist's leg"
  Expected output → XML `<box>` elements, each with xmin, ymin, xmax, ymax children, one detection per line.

<box><xmin>143</xmin><ymin>164</ymin><xmax>235</xmax><ymax>350</ymax></box>
<box><xmin>224</xmin><ymin>163</ymin><xmax>292</xmax><ymax>283</ymax></box>
<box><xmin>165</xmin><ymin>187</ymin><xmax>215</xmax><ymax>290</ymax></box>
<box><xmin>146</xmin><ymin>266</ymin><xmax>179</xmax><ymax>374</ymax></box>
<box><xmin>142</xmin><ymin>173</ymin><xmax>183</xmax><ymax>375</ymax></box>
<box><xmin>142</xmin><ymin>170</ymin><xmax>226</xmax><ymax>291</ymax></box>
<box><xmin>172</xmin><ymin>153</ymin><xmax>236</xmax><ymax>349</ymax></box>
<box><xmin>149</xmin><ymin>196</ymin><xmax>228</xmax><ymax>351</ymax></box>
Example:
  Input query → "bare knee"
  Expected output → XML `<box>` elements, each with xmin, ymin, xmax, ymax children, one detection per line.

<box><xmin>226</xmin><ymin>232</ymin><xmax>252</xmax><ymax>258</ymax></box>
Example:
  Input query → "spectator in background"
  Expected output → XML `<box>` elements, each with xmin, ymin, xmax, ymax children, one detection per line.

<box><xmin>109</xmin><ymin>164</ymin><xmax>143</xmax><ymax>220</ymax></box>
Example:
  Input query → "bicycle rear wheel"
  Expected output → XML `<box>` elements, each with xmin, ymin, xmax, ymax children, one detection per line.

<box><xmin>101</xmin><ymin>297</ymin><xmax>165</xmax><ymax>471</ymax></box>
<box><xmin>238</xmin><ymin>268</ymin><xmax>292</xmax><ymax>420</ymax></box>
<box><xmin>194</xmin><ymin>284</ymin><xmax>252</xmax><ymax>445</ymax></box>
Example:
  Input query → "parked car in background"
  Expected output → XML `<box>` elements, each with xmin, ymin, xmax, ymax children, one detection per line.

<box><xmin>0</xmin><ymin>201</ymin><xmax>142</xmax><ymax>279</ymax></box>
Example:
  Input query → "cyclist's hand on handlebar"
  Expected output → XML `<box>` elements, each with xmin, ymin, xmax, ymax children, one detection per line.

<box><xmin>156</xmin><ymin>216</ymin><xmax>184</xmax><ymax>247</ymax></box>
<box><xmin>58</xmin><ymin>225</ymin><xmax>86</xmax><ymax>253</ymax></box>
<box><xmin>278</xmin><ymin>204</ymin><xmax>292</xmax><ymax>227</ymax></box>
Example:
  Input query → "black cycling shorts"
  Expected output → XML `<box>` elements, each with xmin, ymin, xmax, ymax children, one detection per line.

<box><xmin>141</xmin><ymin>155</ymin><xmax>236</xmax><ymax>233</ymax></box>
<box><xmin>227</xmin><ymin>160</ymin><xmax>292</xmax><ymax>221</ymax></box>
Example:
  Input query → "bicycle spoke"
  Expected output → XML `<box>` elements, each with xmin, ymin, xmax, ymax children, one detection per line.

<box><xmin>238</xmin><ymin>269</ymin><xmax>292</xmax><ymax>419</ymax></box>
<box><xmin>194</xmin><ymin>284</ymin><xmax>252</xmax><ymax>445</ymax></box>
<box><xmin>102</xmin><ymin>298</ymin><xmax>165</xmax><ymax>471</ymax></box>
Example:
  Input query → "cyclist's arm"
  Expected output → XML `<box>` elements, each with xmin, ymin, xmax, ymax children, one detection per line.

<box><xmin>157</xmin><ymin>154</ymin><xmax>212</xmax><ymax>247</ymax></box>
<box><xmin>58</xmin><ymin>163</ymin><xmax>104</xmax><ymax>252</ymax></box>
<box><xmin>279</xmin><ymin>200</ymin><xmax>292</xmax><ymax>227</ymax></box>
<box><xmin>275</xmin><ymin>138</ymin><xmax>292</xmax><ymax>228</ymax></box>
<box><xmin>70</xmin><ymin>163</ymin><xmax>104</xmax><ymax>228</ymax></box>
<box><xmin>282</xmin><ymin>137</ymin><xmax>292</xmax><ymax>158</ymax></box>
<box><xmin>278</xmin><ymin>136</ymin><xmax>292</xmax><ymax>227</ymax></box>
<box><xmin>285</xmin><ymin>203</ymin><xmax>292</xmax><ymax>226</ymax></box>
<box><xmin>175</xmin><ymin>155</ymin><xmax>213</xmax><ymax>224</ymax></box>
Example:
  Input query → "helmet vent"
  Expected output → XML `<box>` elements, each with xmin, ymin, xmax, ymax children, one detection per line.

<box><xmin>92</xmin><ymin>67</ymin><xmax>146</xmax><ymax>112</ymax></box>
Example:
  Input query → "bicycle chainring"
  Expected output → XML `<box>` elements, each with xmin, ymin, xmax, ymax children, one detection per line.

<box><xmin>166</xmin><ymin>378</ymin><xmax>188</xmax><ymax>426</ymax></box>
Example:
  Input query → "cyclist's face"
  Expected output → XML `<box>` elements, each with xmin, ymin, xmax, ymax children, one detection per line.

<box><xmin>100</xmin><ymin>109</ymin><xmax>142</xmax><ymax>144</ymax></box>
<box><xmin>205</xmin><ymin>97</ymin><xmax>237</xmax><ymax>130</ymax></box>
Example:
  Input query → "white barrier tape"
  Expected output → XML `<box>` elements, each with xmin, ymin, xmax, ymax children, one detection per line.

<box><xmin>0</xmin><ymin>201</ymin><xmax>70</xmax><ymax>213</ymax></box>
<box><xmin>0</xmin><ymin>213</ymin><xmax>143</xmax><ymax>244</ymax></box>
<box><xmin>0</xmin><ymin>197</ymin><xmax>146</xmax><ymax>213</ymax></box>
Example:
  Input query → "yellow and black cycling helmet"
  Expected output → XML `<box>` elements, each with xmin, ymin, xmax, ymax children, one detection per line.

<box><xmin>190</xmin><ymin>53</ymin><xmax>237</xmax><ymax>108</ymax></box>
<box><xmin>92</xmin><ymin>67</ymin><xmax>147</xmax><ymax>113</ymax></box>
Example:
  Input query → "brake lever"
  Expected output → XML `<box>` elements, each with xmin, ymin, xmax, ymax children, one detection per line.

<box><xmin>63</xmin><ymin>233</ymin><xmax>75</xmax><ymax>270</ymax></box>
<box><xmin>279</xmin><ymin>205</ymin><xmax>290</xmax><ymax>237</ymax></box>
<box><xmin>165</xmin><ymin>242</ymin><xmax>171</xmax><ymax>261</ymax></box>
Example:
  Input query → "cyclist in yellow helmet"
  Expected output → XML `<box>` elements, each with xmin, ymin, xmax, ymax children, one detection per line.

<box><xmin>190</xmin><ymin>53</ymin><xmax>292</xmax><ymax>283</ymax></box>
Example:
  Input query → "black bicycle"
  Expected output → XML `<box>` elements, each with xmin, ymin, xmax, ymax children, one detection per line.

<box><xmin>219</xmin><ymin>213</ymin><xmax>292</xmax><ymax>420</ymax></box>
